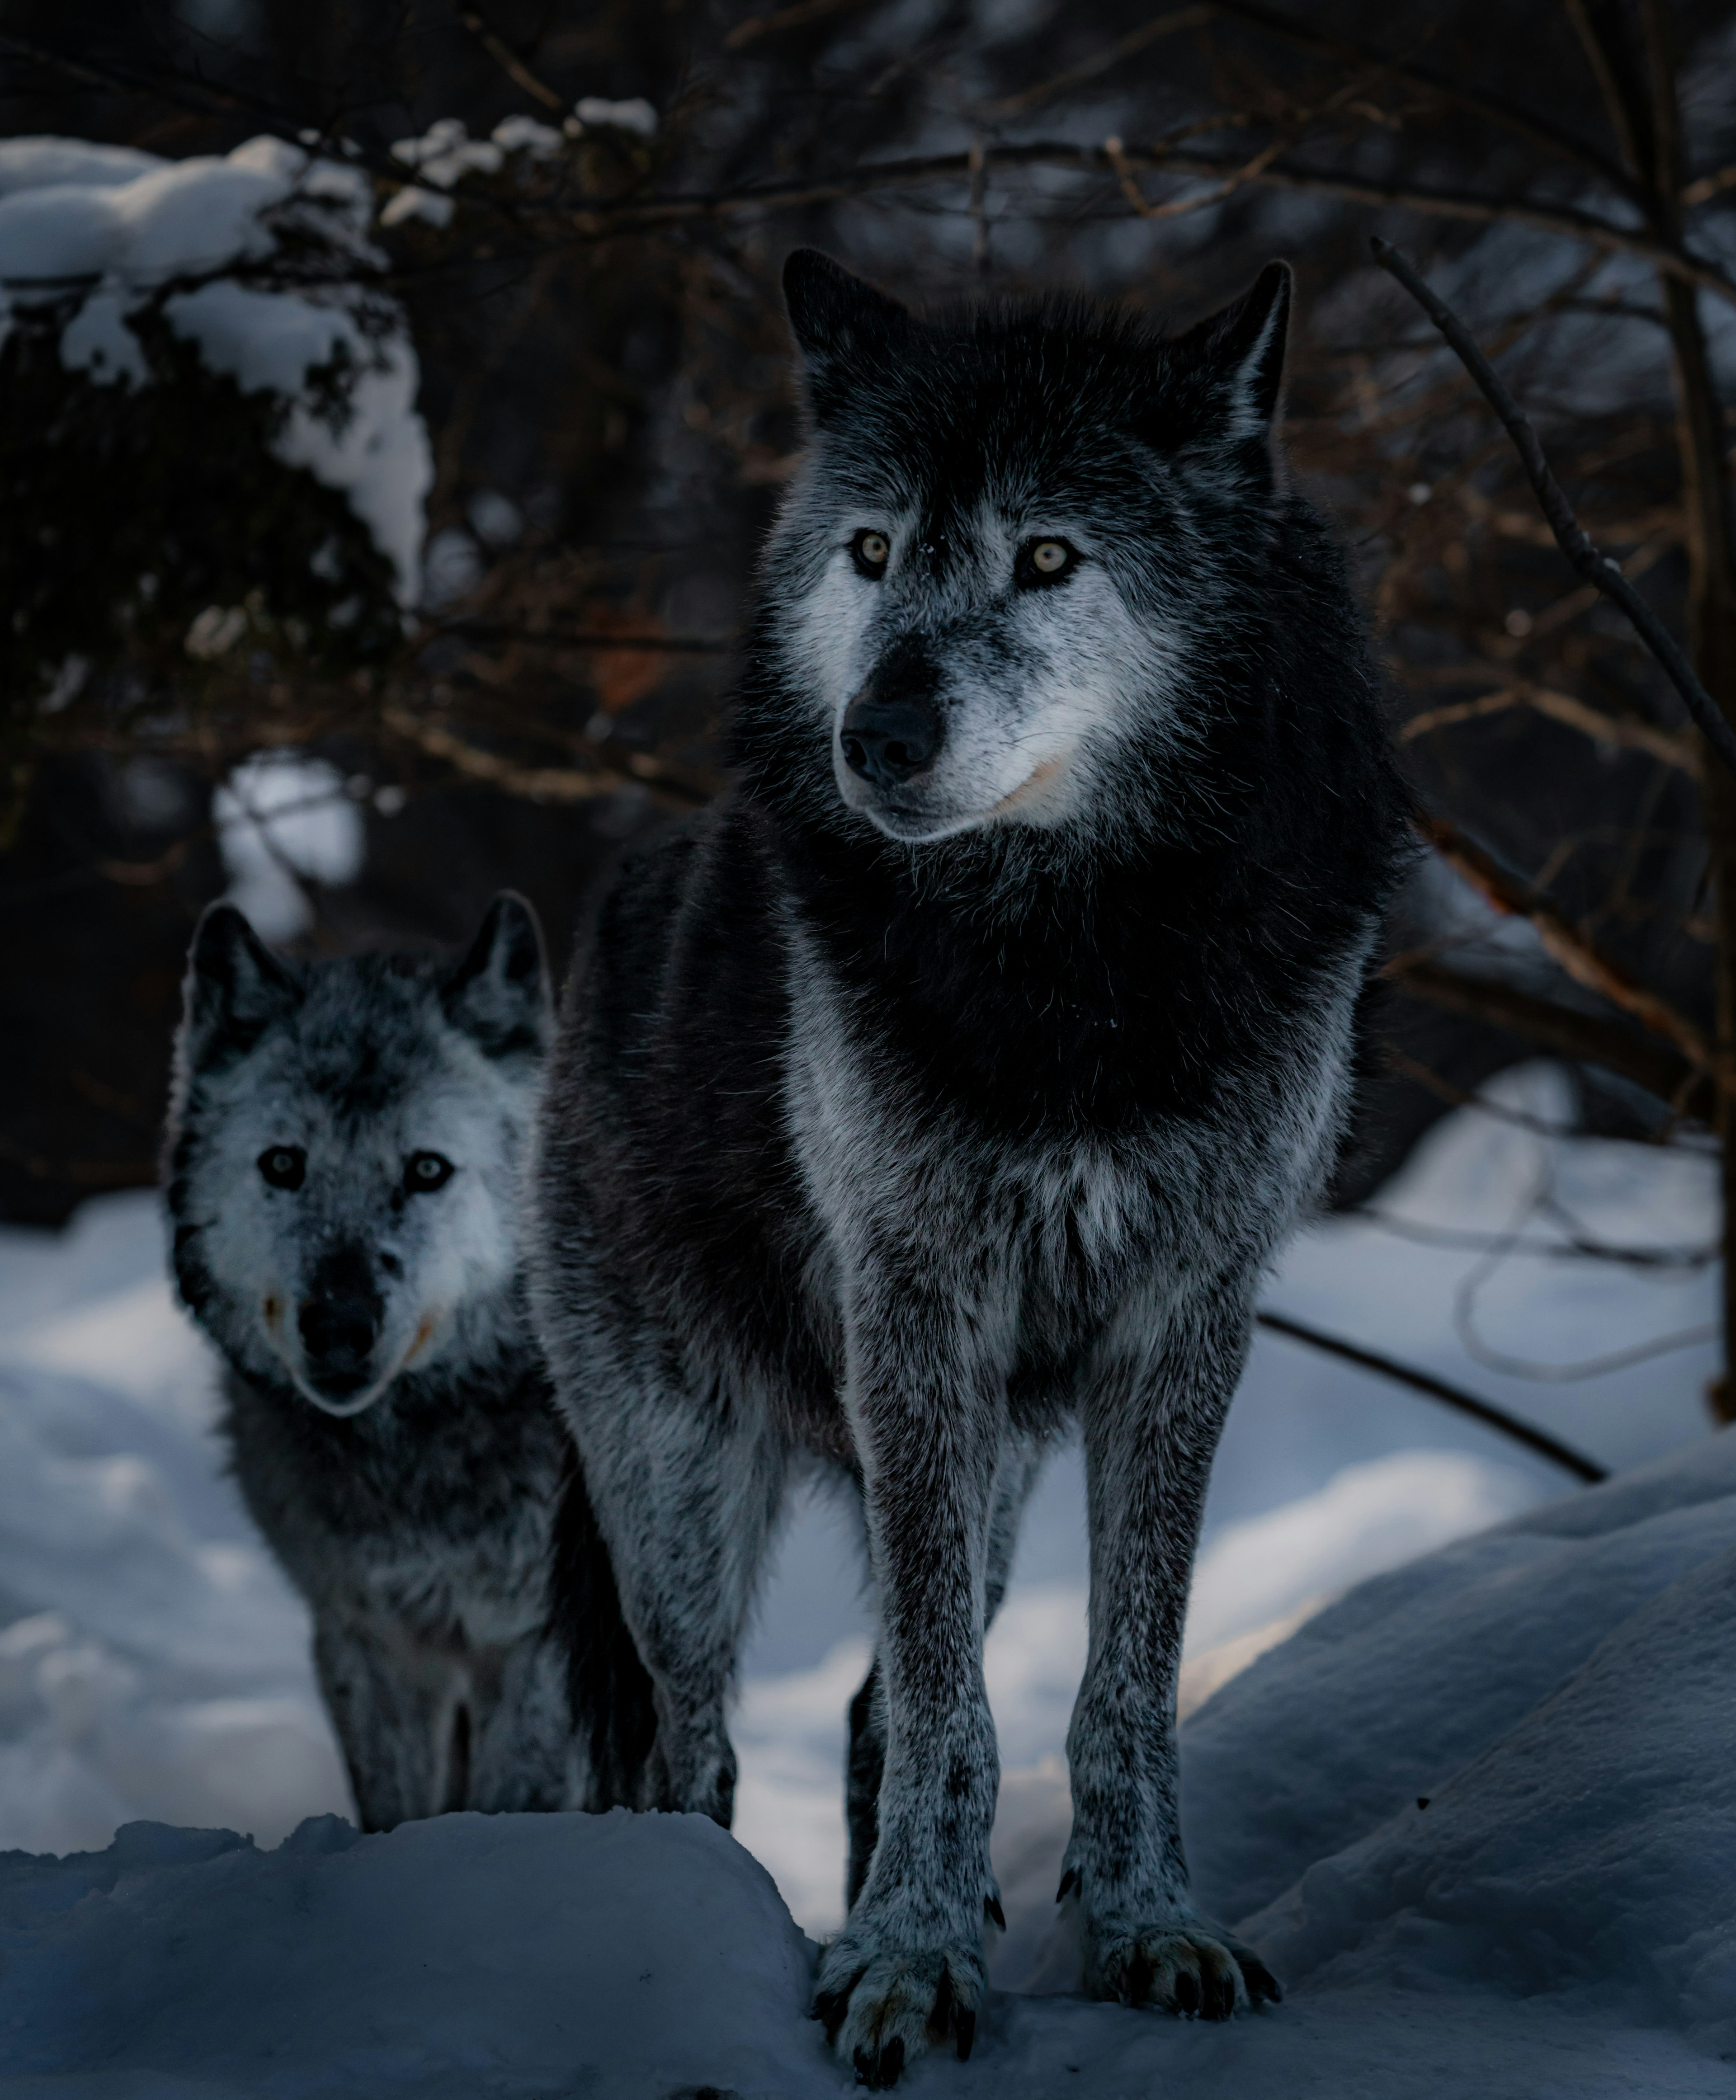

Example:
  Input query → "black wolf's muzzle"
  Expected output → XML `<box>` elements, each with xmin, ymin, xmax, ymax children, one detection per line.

<box><xmin>298</xmin><ymin>1244</ymin><xmax>384</xmax><ymax>1400</ymax></box>
<box><xmin>841</xmin><ymin>636</ymin><xmax>946</xmax><ymax>790</ymax></box>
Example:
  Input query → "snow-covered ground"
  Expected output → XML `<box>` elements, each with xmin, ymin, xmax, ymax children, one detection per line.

<box><xmin>2</xmin><ymin>1433</ymin><xmax>1731</xmax><ymax>2095</ymax></box>
<box><xmin>0</xmin><ymin>1063</ymin><xmax>1727</xmax><ymax>2089</ymax></box>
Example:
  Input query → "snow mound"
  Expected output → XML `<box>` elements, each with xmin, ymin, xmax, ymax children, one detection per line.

<box><xmin>0</xmin><ymin>1810</ymin><xmax>820</xmax><ymax>2098</ymax></box>
<box><xmin>4</xmin><ymin>1424</ymin><xmax>1734</xmax><ymax>2096</ymax></box>
<box><xmin>1183</xmin><ymin>1430</ymin><xmax>1736</xmax><ymax>1940</ymax></box>
<box><xmin>0</xmin><ymin>134</ymin><xmax>431</xmax><ymax>599</ymax></box>
<box><xmin>1193</xmin><ymin>1432</ymin><xmax>1736</xmax><ymax>2051</ymax></box>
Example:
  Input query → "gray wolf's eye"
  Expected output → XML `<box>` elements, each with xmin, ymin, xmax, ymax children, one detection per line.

<box><xmin>405</xmin><ymin>1151</ymin><xmax>455</xmax><ymax>1194</ymax></box>
<box><xmin>259</xmin><ymin>1146</ymin><xmax>306</xmax><ymax>1191</ymax></box>
<box><xmin>849</xmin><ymin>529</ymin><xmax>891</xmax><ymax>579</ymax></box>
<box><xmin>1017</xmin><ymin>537</ymin><xmax>1079</xmax><ymax>588</ymax></box>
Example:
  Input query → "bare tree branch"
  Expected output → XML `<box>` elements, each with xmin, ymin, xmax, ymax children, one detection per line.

<box><xmin>1418</xmin><ymin>809</ymin><xmax>1726</xmax><ymax>1082</ymax></box>
<box><xmin>1388</xmin><ymin>955</ymin><xmax>1706</xmax><ymax>1112</ymax></box>
<box><xmin>1210</xmin><ymin>0</ymin><xmax>1638</xmax><ymax>198</ymax></box>
<box><xmin>724</xmin><ymin>0</ymin><xmax>874</xmax><ymax>51</ymax></box>
<box><xmin>382</xmin><ymin>706</ymin><xmax>715</xmax><ymax>806</ymax></box>
<box><xmin>1398</xmin><ymin>683</ymin><xmax>1699</xmax><ymax>773</ymax></box>
<box><xmin>981</xmin><ymin>5</ymin><xmax>1212</xmax><ymax>122</ymax></box>
<box><xmin>1254</xmin><ymin>1310</ymin><xmax>1609</xmax><ymax>1481</ymax></box>
<box><xmin>1373</xmin><ymin>235</ymin><xmax>1736</xmax><ymax>774</ymax></box>
<box><xmin>458</xmin><ymin>9</ymin><xmax>566</xmax><ymax>112</ymax></box>
<box><xmin>559</xmin><ymin>144</ymin><xmax>1736</xmax><ymax>306</ymax></box>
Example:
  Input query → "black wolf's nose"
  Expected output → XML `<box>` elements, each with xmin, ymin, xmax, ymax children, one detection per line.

<box><xmin>298</xmin><ymin>1297</ymin><xmax>379</xmax><ymax>1393</ymax></box>
<box><xmin>840</xmin><ymin>692</ymin><xmax>943</xmax><ymax>787</ymax></box>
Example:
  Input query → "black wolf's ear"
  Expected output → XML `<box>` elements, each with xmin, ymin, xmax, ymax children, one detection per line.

<box><xmin>783</xmin><ymin>250</ymin><xmax>912</xmax><ymax>420</ymax></box>
<box><xmin>443</xmin><ymin>892</ymin><xmax>551</xmax><ymax>1060</ymax></box>
<box><xmin>181</xmin><ymin>902</ymin><xmax>301</xmax><ymax>1071</ymax></box>
<box><xmin>1175</xmin><ymin>260</ymin><xmax>1292</xmax><ymax>437</ymax></box>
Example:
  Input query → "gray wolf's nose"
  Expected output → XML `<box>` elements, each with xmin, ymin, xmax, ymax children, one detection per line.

<box><xmin>297</xmin><ymin>1296</ymin><xmax>379</xmax><ymax>1394</ymax></box>
<box><xmin>841</xmin><ymin>692</ymin><xmax>943</xmax><ymax>787</ymax></box>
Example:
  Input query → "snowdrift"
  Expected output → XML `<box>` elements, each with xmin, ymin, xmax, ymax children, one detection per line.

<box><xmin>5</xmin><ymin>1431</ymin><xmax>1731</xmax><ymax>2097</ymax></box>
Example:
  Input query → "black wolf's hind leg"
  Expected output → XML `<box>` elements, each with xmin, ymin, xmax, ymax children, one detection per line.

<box><xmin>845</xmin><ymin>1658</ymin><xmax>885</xmax><ymax>1908</ymax></box>
<box><xmin>556</xmin><ymin>1359</ymin><xmax>787</xmax><ymax>1827</ymax></box>
<box><xmin>547</xmin><ymin>1450</ymin><xmax>657</xmax><ymax>1810</ymax></box>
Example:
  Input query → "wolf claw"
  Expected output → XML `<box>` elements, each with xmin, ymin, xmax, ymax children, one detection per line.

<box><xmin>1088</xmin><ymin>1921</ymin><xmax>1275</xmax><ymax>2020</ymax></box>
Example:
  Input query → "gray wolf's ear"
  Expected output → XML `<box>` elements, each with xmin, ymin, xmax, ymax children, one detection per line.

<box><xmin>182</xmin><ymin>902</ymin><xmax>301</xmax><ymax>1070</ymax></box>
<box><xmin>1177</xmin><ymin>260</ymin><xmax>1292</xmax><ymax>436</ymax></box>
<box><xmin>443</xmin><ymin>891</ymin><xmax>551</xmax><ymax>1059</ymax></box>
<box><xmin>783</xmin><ymin>250</ymin><xmax>912</xmax><ymax>419</ymax></box>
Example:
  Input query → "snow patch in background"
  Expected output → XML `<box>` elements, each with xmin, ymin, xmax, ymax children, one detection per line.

<box><xmin>0</xmin><ymin>134</ymin><xmax>432</xmax><ymax>600</ymax></box>
<box><xmin>0</xmin><ymin>1195</ymin><xmax>350</xmax><ymax>1856</ymax></box>
<box><xmin>213</xmin><ymin>751</ymin><xmax>365</xmax><ymax>939</ymax></box>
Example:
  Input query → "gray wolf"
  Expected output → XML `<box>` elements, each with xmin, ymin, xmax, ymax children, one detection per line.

<box><xmin>167</xmin><ymin>893</ymin><xmax>652</xmax><ymax>1831</ymax></box>
<box><xmin>529</xmin><ymin>253</ymin><xmax>1410</xmax><ymax>2084</ymax></box>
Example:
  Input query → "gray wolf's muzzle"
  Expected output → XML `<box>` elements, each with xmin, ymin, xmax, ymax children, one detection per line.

<box><xmin>298</xmin><ymin>1243</ymin><xmax>384</xmax><ymax>1403</ymax></box>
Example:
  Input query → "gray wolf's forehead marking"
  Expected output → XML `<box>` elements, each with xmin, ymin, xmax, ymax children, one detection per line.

<box><xmin>251</xmin><ymin>961</ymin><xmax>453</xmax><ymax>1115</ymax></box>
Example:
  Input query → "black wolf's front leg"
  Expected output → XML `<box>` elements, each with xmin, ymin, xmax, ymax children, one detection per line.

<box><xmin>813</xmin><ymin>1265</ymin><xmax>1012</xmax><ymax>2088</ymax></box>
<box><xmin>843</xmin><ymin>1434</ymin><xmax>1045</xmax><ymax>1910</ymax></box>
<box><xmin>1063</xmin><ymin>1283</ymin><xmax>1284</xmax><ymax>2020</ymax></box>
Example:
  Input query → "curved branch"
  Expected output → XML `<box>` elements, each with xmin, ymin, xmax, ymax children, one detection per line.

<box><xmin>1387</xmin><ymin>955</ymin><xmax>1707</xmax><ymax>1113</ymax></box>
<box><xmin>1255</xmin><ymin>1309</ymin><xmax>1609</xmax><ymax>1482</ymax></box>
<box><xmin>1372</xmin><ymin>235</ymin><xmax>1736</xmax><ymax>777</ymax></box>
<box><xmin>557</xmin><ymin>143</ymin><xmax>1736</xmax><ymax>306</ymax></box>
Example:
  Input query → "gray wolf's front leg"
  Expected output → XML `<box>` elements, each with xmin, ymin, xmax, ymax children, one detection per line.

<box><xmin>813</xmin><ymin>1266</ymin><xmax>1012</xmax><ymax>2087</ymax></box>
<box><xmin>464</xmin><ymin>1630</ymin><xmax>585</xmax><ymax>1812</ymax></box>
<box><xmin>1062</xmin><ymin>1284</ymin><xmax>1283</xmax><ymax>2018</ymax></box>
<box><xmin>313</xmin><ymin>1615</ymin><xmax>467</xmax><ymax>1831</ymax></box>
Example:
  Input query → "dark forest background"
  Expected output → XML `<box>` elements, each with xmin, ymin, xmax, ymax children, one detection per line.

<box><xmin>3</xmin><ymin>0</ymin><xmax>1734</xmax><ymax>1396</ymax></box>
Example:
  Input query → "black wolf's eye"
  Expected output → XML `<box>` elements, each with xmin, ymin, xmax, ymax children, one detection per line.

<box><xmin>405</xmin><ymin>1151</ymin><xmax>455</xmax><ymax>1194</ymax></box>
<box><xmin>259</xmin><ymin>1146</ymin><xmax>306</xmax><ymax>1191</ymax></box>
<box><xmin>1017</xmin><ymin>538</ymin><xmax>1079</xmax><ymax>589</ymax></box>
<box><xmin>849</xmin><ymin>529</ymin><xmax>891</xmax><ymax>579</ymax></box>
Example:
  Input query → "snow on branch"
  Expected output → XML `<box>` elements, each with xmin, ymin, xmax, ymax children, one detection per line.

<box><xmin>0</xmin><ymin>134</ymin><xmax>432</xmax><ymax>607</ymax></box>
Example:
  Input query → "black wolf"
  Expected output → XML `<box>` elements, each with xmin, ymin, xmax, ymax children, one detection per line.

<box><xmin>167</xmin><ymin>894</ymin><xmax>651</xmax><ymax>1831</ymax></box>
<box><xmin>530</xmin><ymin>254</ymin><xmax>1409</xmax><ymax>2082</ymax></box>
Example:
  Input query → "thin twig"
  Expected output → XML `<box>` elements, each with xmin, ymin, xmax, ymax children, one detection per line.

<box><xmin>551</xmin><ymin>144</ymin><xmax>1736</xmax><ymax>305</ymax></box>
<box><xmin>1255</xmin><ymin>1310</ymin><xmax>1608</xmax><ymax>1482</ymax></box>
<box><xmin>724</xmin><ymin>0</ymin><xmax>872</xmax><ymax>50</ymax></box>
<box><xmin>425</xmin><ymin>620</ymin><xmax>737</xmax><ymax>652</ymax></box>
<box><xmin>1371</xmin><ymin>236</ymin><xmax>1736</xmax><ymax>777</ymax></box>
<box><xmin>983</xmin><ymin>5</ymin><xmax>1212</xmax><ymax>122</ymax></box>
<box><xmin>1211</xmin><ymin>0</ymin><xmax>1637</xmax><ymax>198</ymax></box>
<box><xmin>382</xmin><ymin>706</ymin><xmax>714</xmax><ymax>806</ymax></box>
<box><xmin>1399</xmin><ymin>683</ymin><xmax>1698</xmax><ymax>773</ymax></box>
<box><xmin>1104</xmin><ymin>130</ymin><xmax>1288</xmax><ymax>220</ymax></box>
<box><xmin>1683</xmin><ymin>162</ymin><xmax>1736</xmax><ymax>208</ymax></box>
<box><xmin>1354</xmin><ymin>1205</ymin><xmax>1715</xmax><ymax>1269</ymax></box>
<box><xmin>967</xmin><ymin>134</ymin><xmax>990</xmax><ymax>274</ymax></box>
<box><xmin>458</xmin><ymin>10</ymin><xmax>566</xmax><ymax>112</ymax></box>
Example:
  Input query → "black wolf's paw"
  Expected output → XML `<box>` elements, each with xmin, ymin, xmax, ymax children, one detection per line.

<box><xmin>1085</xmin><ymin>1921</ymin><xmax>1282</xmax><ymax>2020</ymax></box>
<box><xmin>811</xmin><ymin>1926</ymin><xmax>985</xmax><ymax>2087</ymax></box>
